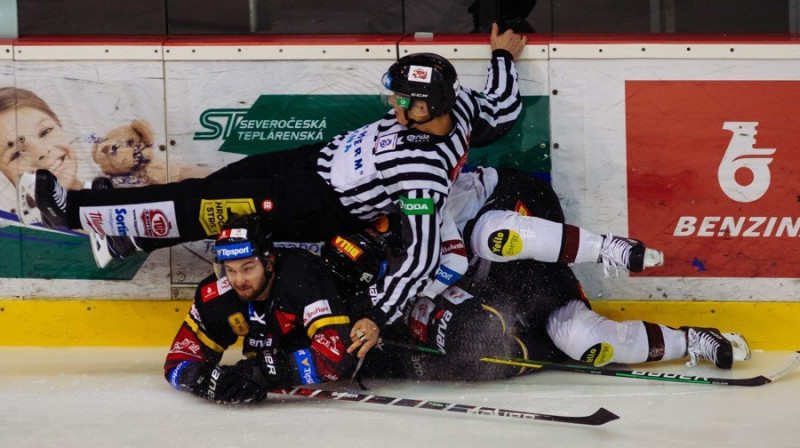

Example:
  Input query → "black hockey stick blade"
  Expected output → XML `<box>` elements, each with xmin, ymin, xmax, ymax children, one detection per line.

<box><xmin>270</xmin><ymin>387</ymin><xmax>620</xmax><ymax>426</ymax></box>
<box><xmin>482</xmin><ymin>350</ymin><xmax>800</xmax><ymax>387</ymax></box>
<box><xmin>502</xmin><ymin>406</ymin><xmax>620</xmax><ymax>426</ymax></box>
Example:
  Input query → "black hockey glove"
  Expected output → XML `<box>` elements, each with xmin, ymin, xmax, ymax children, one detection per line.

<box><xmin>239</xmin><ymin>348</ymin><xmax>295</xmax><ymax>389</ymax></box>
<box><xmin>199</xmin><ymin>364</ymin><xmax>269</xmax><ymax>404</ymax></box>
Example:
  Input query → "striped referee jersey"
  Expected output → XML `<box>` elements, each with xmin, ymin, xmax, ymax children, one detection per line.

<box><xmin>316</xmin><ymin>49</ymin><xmax>522</xmax><ymax>328</ymax></box>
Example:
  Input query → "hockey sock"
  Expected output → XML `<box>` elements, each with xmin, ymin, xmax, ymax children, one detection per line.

<box><xmin>547</xmin><ymin>300</ymin><xmax>688</xmax><ymax>364</ymax></box>
<box><xmin>559</xmin><ymin>225</ymin><xmax>604</xmax><ymax>265</ymax></box>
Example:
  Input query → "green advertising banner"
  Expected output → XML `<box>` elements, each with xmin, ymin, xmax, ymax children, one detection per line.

<box><xmin>0</xmin><ymin>223</ymin><xmax>148</xmax><ymax>279</ymax></box>
<box><xmin>210</xmin><ymin>95</ymin><xmax>387</xmax><ymax>155</ymax></box>
<box><xmin>468</xmin><ymin>96</ymin><xmax>550</xmax><ymax>173</ymax></box>
<box><xmin>198</xmin><ymin>94</ymin><xmax>550</xmax><ymax>173</ymax></box>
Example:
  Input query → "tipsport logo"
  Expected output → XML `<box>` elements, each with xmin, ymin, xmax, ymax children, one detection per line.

<box><xmin>214</xmin><ymin>242</ymin><xmax>254</xmax><ymax>260</ymax></box>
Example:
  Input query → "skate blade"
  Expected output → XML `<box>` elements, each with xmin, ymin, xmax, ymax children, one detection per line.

<box><xmin>90</xmin><ymin>232</ymin><xmax>113</xmax><ymax>269</ymax></box>
<box><xmin>723</xmin><ymin>332</ymin><xmax>752</xmax><ymax>362</ymax></box>
<box><xmin>644</xmin><ymin>248</ymin><xmax>664</xmax><ymax>268</ymax></box>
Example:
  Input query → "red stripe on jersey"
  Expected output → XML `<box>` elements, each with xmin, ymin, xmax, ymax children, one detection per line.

<box><xmin>275</xmin><ymin>310</ymin><xmax>297</xmax><ymax>334</ymax></box>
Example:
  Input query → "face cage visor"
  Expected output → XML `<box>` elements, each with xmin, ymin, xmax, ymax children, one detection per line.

<box><xmin>380</xmin><ymin>72</ymin><xmax>412</xmax><ymax>109</ymax></box>
<box><xmin>212</xmin><ymin>241</ymin><xmax>268</xmax><ymax>279</ymax></box>
<box><xmin>212</xmin><ymin>255</ymin><xmax>271</xmax><ymax>280</ymax></box>
<box><xmin>213</xmin><ymin>261</ymin><xmax>226</xmax><ymax>280</ymax></box>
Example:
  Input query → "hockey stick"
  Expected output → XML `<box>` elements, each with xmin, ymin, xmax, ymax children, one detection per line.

<box><xmin>269</xmin><ymin>387</ymin><xmax>619</xmax><ymax>426</ymax></box>
<box><xmin>381</xmin><ymin>339</ymin><xmax>800</xmax><ymax>387</ymax></box>
<box><xmin>380</xmin><ymin>338</ymin><xmax>443</xmax><ymax>354</ymax></box>
<box><xmin>481</xmin><ymin>350</ymin><xmax>800</xmax><ymax>387</ymax></box>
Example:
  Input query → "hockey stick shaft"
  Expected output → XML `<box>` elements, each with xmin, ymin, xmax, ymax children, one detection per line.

<box><xmin>269</xmin><ymin>387</ymin><xmax>619</xmax><ymax>426</ymax></box>
<box><xmin>482</xmin><ymin>350</ymin><xmax>800</xmax><ymax>387</ymax></box>
<box><xmin>381</xmin><ymin>338</ymin><xmax>443</xmax><ymax>354</ymax></box>
<box><xmin>382</xmin><ymin>339</ymin><xmax>800</xmax><ymax>387</ymax></box>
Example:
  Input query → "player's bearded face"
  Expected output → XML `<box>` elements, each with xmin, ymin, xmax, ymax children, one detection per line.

<box><xmin>223</xmin><ymin>256</ymin><xmax>270</xmax><ymax>302</ymax></box>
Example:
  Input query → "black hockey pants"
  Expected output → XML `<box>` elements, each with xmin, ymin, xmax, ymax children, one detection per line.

<box><xmin>65</xmin><ymin>144</ymin><xmax>362</xmax><ymax>243</ymax></box>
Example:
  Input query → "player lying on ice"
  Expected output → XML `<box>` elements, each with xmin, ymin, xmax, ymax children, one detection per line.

<box><xmin>328</xmin><ymin>167</ymin><xmax>751</xmax><ymax>382</ymax></box>
<box><xmin>164</xmin><ymin>215</ymin><xmax>360</xmax><ymax>404</ymax></box>
<box><xmin>164</xmin><ymin>200</ymin><xmax>749</xmax><ymax>405</ymax></box>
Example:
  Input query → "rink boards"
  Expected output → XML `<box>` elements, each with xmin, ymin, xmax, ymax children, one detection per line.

<box><xmin>0</xmin><ymin>35</ymin><xmax>799</xmax><ymax>350</ymax></box>
<box><xmin>1</xmin><ymin>298</ymin><xmax>797</xmax><ymax>350</ymax></box>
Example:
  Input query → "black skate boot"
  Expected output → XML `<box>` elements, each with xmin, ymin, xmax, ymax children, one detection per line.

<box><xmin>16</xmin><ymin>169</ymin><xmax>68</xmax><ymax>228</ymax></box>
<box><xmin>88</xmin><ymin>177</ymin><xmax>140</xmax><ymax>268</ymax></box>
<box><xmin>681</xmin><ymin>326</ymin><xmax>751</xmax><ymax>369</ymax></box>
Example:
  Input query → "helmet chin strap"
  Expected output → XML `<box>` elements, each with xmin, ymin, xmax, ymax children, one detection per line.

<box><xmin>403</xmin><ymin>102</ymin><xmax>435</xmax><ymax>128</ymax></box>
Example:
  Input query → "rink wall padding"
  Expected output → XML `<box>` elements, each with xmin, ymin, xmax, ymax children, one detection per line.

<box><xmin>0</xmin><ymin>299</ymin><xmax>797</xmax><ymax>350</ymax></box>
<box><xmin>1</xmin><ymin>35</ymin><xmax>799</xmax><ymax>346</ymax></box>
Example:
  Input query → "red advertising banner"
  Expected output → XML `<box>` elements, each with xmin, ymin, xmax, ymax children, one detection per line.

<box><xmin>626</xmin><ymin>80</ymin><xmax>800</xmax><ymax>277</ymax></box>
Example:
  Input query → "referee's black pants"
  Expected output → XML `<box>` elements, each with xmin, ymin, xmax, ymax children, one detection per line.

<box><xmin>66</xmin><ymin>143</ymin><xmax>362</xmax><ymax>244</ymax></box>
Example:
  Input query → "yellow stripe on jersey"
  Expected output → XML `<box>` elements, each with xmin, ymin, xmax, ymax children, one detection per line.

<box><xmin>512</xmin><ymin>335</ymin><xmax>529</xmax><ymax>376</ymax></box>
<box><xmin>183</xmin><ymin>316</ymin><xmax>226</xmax><ymax>353</ymax></box>
<box><xmin>306</xmin><ymin>315</ymin><xmax>351</xmax><ymax>338</ymax></box>
<box><xmin>481</xmin><ymin>304</ymin><xmax>507</xmax><ymax>335</ymax></box>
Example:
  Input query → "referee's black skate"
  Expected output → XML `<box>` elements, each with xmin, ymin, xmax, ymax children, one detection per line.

<box><xmin>16</xmin><ymin>169</ymin><xmax>68</xmax><ymax>228</ymax></box>
<box><xmin>682</xmin><ymin>327</ymin><xmax>751</xmax><ymax>369</ymax></box>
<box><xmin>87</xmin><ymin>176</ymin><xmax>140</xmax><ymax>268</ymax></box>
<box><xmin>598</xmin><ymin>234</ymin><xmax>664</xmax><ymax>278</ymax></box>
<box><xmin>90</xmin><ymin>233</ymin><xmax>140</xmax><ymax>268</ymax></box>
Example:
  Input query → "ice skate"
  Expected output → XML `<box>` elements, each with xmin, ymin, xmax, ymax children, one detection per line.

<box><xmin>16</xmin><ymin>171</ymin><xmax>42</xmax><ymax>225</ymax></box>
<box><xmin>598</xmin><ymin>234</ymin><xmax>664</xmax><ymax>278</ymax></box>
<box><xmin>682</xmin><ymin>327</ymin><xmax>750</xmax><ymax>369</ymax></box>
<box><xmin>17</xmin><ymin>169</ymin><xmax>68</xmax><ymax>228</ymax></box>
<box><xmin>87</xmin><ymin>176</ymin><xmax>139</xmax><ymax>268</ymax></box>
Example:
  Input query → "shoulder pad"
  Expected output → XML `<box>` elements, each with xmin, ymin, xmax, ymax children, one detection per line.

<box><xmin>201</xmin><ymin>277</ymin><xmax>233</xmax><ymax>303</ymax></box>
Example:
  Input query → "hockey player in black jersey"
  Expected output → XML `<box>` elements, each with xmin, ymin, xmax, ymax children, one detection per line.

<box><xmin>20</xmin><ymin>24</ymin><xmax>527</xmax><ymax>359</ymax></box>
<box><xmin>163</xmin><ymin>215</ymin><xmax>356</xmax><ymax>404</ymax></box>
<box><xmin>322</xmin><ymin>168</ymin><xmax>751</xmax><ymax>383</ymax></box>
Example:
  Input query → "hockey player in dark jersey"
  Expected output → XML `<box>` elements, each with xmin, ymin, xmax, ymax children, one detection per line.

<box><xmin>164</xmin><ymin>215</ymin><xmax>356</xmax><ymax>404</ymax></box>
<box><xmin>430</xmin><ymin>167</ymin><xmax>750</xmax><ymax>374</ymax></box>
<box><xmin>322</xmin><ymin>168</ymin><xmax>751</xmax><ymax>383</ymax></box>
<box><xmin>20</xmin><ymin>24</ymin><xmax>527</xmax><ymax>359</ymax></box>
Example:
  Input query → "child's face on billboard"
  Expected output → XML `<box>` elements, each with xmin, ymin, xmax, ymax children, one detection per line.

<box><xmin>0</xmin><ymin>107</ymin><xmax>78</xmax><ymax>189</ymax></box>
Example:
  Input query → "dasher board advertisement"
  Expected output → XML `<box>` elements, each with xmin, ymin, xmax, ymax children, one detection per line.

<box><xmin>550</xmin><ymin>53</ymin><xmax>800</xmax><ymax>301</ymax></box>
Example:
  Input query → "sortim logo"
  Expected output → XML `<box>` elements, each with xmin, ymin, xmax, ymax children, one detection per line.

<box><xmin>626</xmin><ymin>80</ymin><xmax>800</xmax><ymax>277</ymax></box>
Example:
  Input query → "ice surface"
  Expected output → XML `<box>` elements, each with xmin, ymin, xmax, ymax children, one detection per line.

<box><xmin>1</xmin><ymin>347</ymin><xmax>798</xmax><ymax>448</ymax></box>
